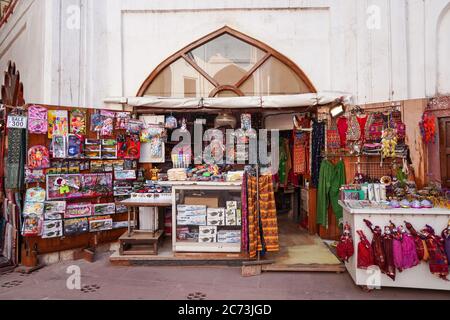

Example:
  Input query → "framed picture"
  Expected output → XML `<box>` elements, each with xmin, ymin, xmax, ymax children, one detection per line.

<box><xmin>44</xmin><ymin>201</ymin><xmax>66</xmax><ymax>220</ymax></box>
<box><xmin>64</xmin><ymin>218</ymin><xmax>89</xmax><ymax>236</ymax></box>
<box><xmin>89</xmin><ymin>218</ymin><xmax>113</xmax><ymax>232</ymax></box>
<box><xmin>42</xmin><ymin>220</ymin><xmax>63</xmax><ymax>238</ymax></box>
<box><xmin>92</xmin><ymin>203</ymin><xmax>116</xmax><ymax>216</ymax></box>
<box><xmin>114</xmin><ymin>170</ymin><xmax>136</xmax><ymax>180</ymax></box>
<box><xmin>46</xmin><ymin>174</ymin><xmax>83</xmax><ymax>200</ymax></box>
<box><xmin>65</xmin><ymin>203</ymin><xmax>92</xmax><ymax>219</ymax></box>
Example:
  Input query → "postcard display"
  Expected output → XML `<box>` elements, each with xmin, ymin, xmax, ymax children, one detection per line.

<box><xmin>22</xmin><ymin>105</ymin><xmax>141</xmax><ymax>252</ymax></box>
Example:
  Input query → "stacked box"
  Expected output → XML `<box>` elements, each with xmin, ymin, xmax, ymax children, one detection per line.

<box><xmin>177</xmin><ymin>205</ymin><xmax>207</xmax><ymax>226</ymax></box>
<box><xmin>199</xmin><ymin>226</ymin><xmax>217</xmax><ymax>243</ymax></box>
<box><xmin>217</xmin><ymin>230</ymin><xmax>241</xmax><ymax>243</ymax></box>
<box><xmin>207</xmin><ymin>208</ymin><xmax>225</xmax><ymax>226</ymax></box>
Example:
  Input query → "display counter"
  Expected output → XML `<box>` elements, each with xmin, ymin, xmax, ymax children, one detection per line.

<box><xmin>339</xmin><ymin>201</ymin><xmax>450</xmax><ymax>291</ymax></box>
<box><xmin>169</xmin><ymin>181</ymin><xmax>243</xmax><ymax>254</ymax></box>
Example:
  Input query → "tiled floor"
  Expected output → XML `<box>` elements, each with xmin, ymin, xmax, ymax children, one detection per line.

<box><xmin>0</xmin><ymin>252</ymin><xmax>448</xmax><ymax>300</ymax></box>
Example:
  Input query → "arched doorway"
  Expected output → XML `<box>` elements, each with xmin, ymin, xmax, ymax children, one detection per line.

<box><xmin>137</xmin><ymin>26</ymin><xmax>316</xmax><ymax>98</ymax></box>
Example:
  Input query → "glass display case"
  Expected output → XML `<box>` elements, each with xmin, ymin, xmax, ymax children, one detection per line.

<box><xmin>171</xmin><ymin>182</ymin><xmax>242</xmax><ymax>253</ymax></box>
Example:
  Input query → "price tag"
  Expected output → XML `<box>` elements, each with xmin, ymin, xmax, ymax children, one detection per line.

<box><xmin>7</xmin><ymin>115</ymin><xmax>28</xmax><ymax>129</ymax></box>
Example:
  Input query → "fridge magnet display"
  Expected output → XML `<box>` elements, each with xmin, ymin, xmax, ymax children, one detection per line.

<box><xmin>22</xmin><ymin>217</ymin><xmax>42</xmax><ymax>237</ymax></box>
<box><xmin>100</xmin><ymin>110</ymin><xmax>115</xmax><ymax>136</ymax></box>
<box><xmin>114</xmin><ymin>170</ymin><xmax>136</xmax><ymax>180</ymax></box>
<box><xmin>23</xmin><ymin>202</ymin><xmax>44</xmax><ymax>217</ymax></box>
<box><xmin>51</xmin><ymin>135</ymin><xmax>67</xmax><ymax>158</ymax></box>
<box><xmin>42</xmin><ymin>220</ymin><xmax>63</xmax><ymax>238</ymax></box>
<box><xmin>48</xmin><ymin>110</ymin><xmax>68</xmax><ymax>139</ymax></box>
<box><xmin>44</xmin><ymin>201</ymin><xmax>66</xmax><ymax>220</ymax></box>
<box><xmin>101</xmin><ymin>139</ymin><xmax>117</xmax><ymax>159</ymax></box>
<box><xmin>140</xmin><ymin>126</ymin><xmax>165</xmax><ymax>163</ymax></box>
<box><xmin>127</xmin><ymin>120</ymin><xmax>142</xmax><ymax>135</ymax></box>
<box><xmin>27</xmin><ymin>145</ymin><xmax>50</xmax><ymax>169</ymax></box>
<box><xmin>117</xmin><ymin>135</ymin><xmax>141</xmax><ymax>159</ymax></box>
<box><xmin>116</xmin><ymin>112</ymin><xmax>130</xmax><ymax>130</ymax></box>
<box><xmin>90</xmin><ymin>111</ymin><xmax>103</xmax><ymax>132</ymax></box>
<box><xmin>67</xmin><ymin>134</ymin><xmax>83</xmax><ymax>158</ymax></box>
<box><xmin>46</xmin><ymin>174</ymin><xmax>82</xmax><ymax>200</ymax></box>
<box><xmin>85</xmin><ymin>139</ymin><xmax>102</xmax><ymax>159</ymax></box>
<box><xmin>25</xmin><ymin>187</ymin><xmax>46</xmax><ymax>203</ymax></box>
<box><xmin>65</xmin><ymin>203</ymin><xmax>92</xmax><ymax>218</ymax></box>
<box><xmin>25</xmin><ymin>169</ymin><xmax>46</xmax><ymax>184</ymax></box>
<box><xmin>81</xmin><ymin>173</ymin><xmax>113</xmax><ymax>197</ymax></box>
<box><xmin>64</xmin><ymin>218</ymin><xmax>89</xmax><ymax>236</ymax></box>
<box><xmin>92</xmin><ymin>203</ymin><xmax>116</xmax><ymax>216</ymax></box>
<box><xmin>69</xmin><ymin>109</ymin><xmax>86</xmax><ymax>135</ymax></box>
<box><xmin>89</xmin><ymin>217</ymin><xmax>113</xmax><ymax>232</ymax></box>
<box><xmin>28</xmin><ymin>105</ymin><xmax>48</xmax><ymax>134</ymax></box>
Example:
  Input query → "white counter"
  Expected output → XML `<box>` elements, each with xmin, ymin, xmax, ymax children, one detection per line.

<box><xmin>339</xmin><ymin>201</ymin><xmax>450</xmax><ymax>291</ymax></box>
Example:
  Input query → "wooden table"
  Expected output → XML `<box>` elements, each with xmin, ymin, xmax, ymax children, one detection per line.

<box><xmin>116</xmin><ymin>200</ymin><xmax>172</xmax><ymax>256</ymax></box>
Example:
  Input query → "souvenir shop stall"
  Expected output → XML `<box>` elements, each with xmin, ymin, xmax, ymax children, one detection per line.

<box><xmin>323</xmin><ymin>102</ymin><xmax>450</xmax><ymax>290</ymax></box>
<box><xmin>105</xmin><ymin>93</ymin><xmax>349</xmax><ymax>264</ymax></box>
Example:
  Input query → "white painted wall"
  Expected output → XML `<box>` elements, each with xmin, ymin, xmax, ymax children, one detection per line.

<box><xmin>0</xmin><ymin>0</ymin><xmax>449</xmax><ymax>107</ymax></box>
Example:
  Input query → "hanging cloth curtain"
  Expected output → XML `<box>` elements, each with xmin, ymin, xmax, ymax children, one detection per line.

<box><xmin>311</xmin><ymin>120</ymin><xmax>325</xmax><ymax>188</ymax></box>
<box><xmin>247</xmin><ymin>174</ymin><xmax>279</xmax><ymax>258</ymax></box>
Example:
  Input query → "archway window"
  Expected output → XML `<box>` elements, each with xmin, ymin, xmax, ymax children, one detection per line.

<box><xmin>139</xmin><ymin>26</ymin><xmax>316</xmax><ymax>97</ymax></box>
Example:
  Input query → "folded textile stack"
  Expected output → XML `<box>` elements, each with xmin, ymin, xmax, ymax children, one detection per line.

<box><xmin>217</xmin><ymin>230</ymin><xmax>241</xmax><ymax>243</ymax></box>
<box><xmin>168</xmin><ymin>168</ymin><xmax>187</xmax><ymax>181</ymax></box>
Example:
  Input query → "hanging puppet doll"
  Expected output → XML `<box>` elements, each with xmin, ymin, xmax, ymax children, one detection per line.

<box><xmin>404</xmin><ymin>221</ymin><xmax>429</xmax><ymax>261</ymax></box>
<box><xmin>382</xmin><ymin>225</ymin><xmax>396</xmax><ymax>281</ymax></box>
<box><xmin>356</xmin><ymin>230</ymin><xmax>374</xmax><ymax>269</ymax></box>
<box><xmin>336</xmin><ymin>222</ymin><xmax>354</xmax><ymax>262</ymax></box>
<box><xmin>442</xmin><ymin>221</ymin><xmax>450</xmax><ymax>265</ymax></box>
<box><xmin>363</xmin><ymin>219</ymin><xmax>387</xmax><ymax>274</ymax></box>
<box><xmin>398</xmin><ymin>225</ymin><xmax>419</xmax><ymax>270</ymax></box>
<box><xmin>421</xmin><ymin>225</ymin><xmax>449</xmax><ymax>280</ymax></box>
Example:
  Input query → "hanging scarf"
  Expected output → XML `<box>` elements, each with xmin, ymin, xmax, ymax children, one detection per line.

<box><xmin>364</xmin><ymin>219</ymin><xmax>387</xmax><ymax>273</ymax></box>
<box><xmin>5</xmin><ymin>128</ymin><xmax>27</xmax><ymax>190</ymax></box>
<box><xmin>241</xmin><ymin>173</ymin><xmax>249</xmax><ymax>252</ymax></box>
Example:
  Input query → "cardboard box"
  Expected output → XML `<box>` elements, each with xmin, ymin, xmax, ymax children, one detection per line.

<box><xmin>185</xmin><ymin>196</ymin><xmax>219</xmax><ymax>208</ymax></box>
<box><xmin>207</xmin><ymin>208</ymin><xmax>225</xmax><ymax>226</ymax></box>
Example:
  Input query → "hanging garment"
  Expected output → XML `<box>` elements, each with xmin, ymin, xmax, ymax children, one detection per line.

<box><xmin>346</xmin><ymin>115</ymin><xmax>361</xmax><ymax>142</ymax></box>
<box><xmin>356</xmin><ymin>230</ymin><xmax>374</xmax><ymax>269</ymax></box>
<box><xmin>247</xmin><ymin>175</ymin><xmax>279</xmax><ymax>258</ymax></box>
<box><xmin>241</xmin><ymin>173</ymin><xmax>249</xmax><ymax>252</ymax></box>
<box><xmin>278</xmin><ymin>139</ymin><xmax>287</xmax><ymax>186</ymax></box>
<box><xmin>367</xmin><ymin>112</ymin><xmax>384</xmax><ymax>143</ymax></box>
<box><xmin>382</xmin><ymin>226</ymin><xmax>396</xmax><ymax>281</ymax></box>
<box><xmin>364</xmin><ymin>219</ymin><xmax>387</xmax><ymax>273</ymax></box>
<box><xmin>6</xmin><ymin>128</ymin><xmax>27</xmax><ymax>190</ymax></box>
<box><xmin>356</xmin><ymin>115</ymin><xmax>368</xmax><ymax>143</ymax></box>
<box><xmin>316</xmin><ymin>160</ymin><xmax>346</xmax><ymax>227</ymax></box>
<box><xmin>293</xmin><ymin>131</ymin><xmax>309</xmax><ymax>175</ymax></box>
<box><xmin>336</xmin><ymin>222</ymin><xmax>354</xmax><ymax>262</ymax></box>
<box><xmin>422</xmin><ymin>225</ymin><xmax>448</xmax><ymax>280</ymax></box>
<box><xmin>311</xmin><ymin>120</ymin><xmax>325</xmax><ymax>188</ymax></box>
<box><xmin>336</xmin><ymin>116</ymin><xmax>348</xmax><ymax>148</ymax></box>
<box><xmin>405</xmin><ymin>221</ymin><xmax>427</xmax><ymax>261</ymax></box>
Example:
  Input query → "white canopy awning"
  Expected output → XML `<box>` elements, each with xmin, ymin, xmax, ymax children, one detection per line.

<box><xmin>104</xmin><ymin>92</ymin><xmax>353</xmax><ymax>110</ymax></box>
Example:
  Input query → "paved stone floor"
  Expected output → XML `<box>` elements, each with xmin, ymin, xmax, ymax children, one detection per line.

<box><xmin>0</xmin><ymin>252</ymin><xmax>448</xmax><ymax>300</ymax></box>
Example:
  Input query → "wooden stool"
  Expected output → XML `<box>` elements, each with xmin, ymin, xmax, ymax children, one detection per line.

<box><xmin>119</xmin><ymin>230</ymin><xmax>164</xmax><ymax>256</ymax></box>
